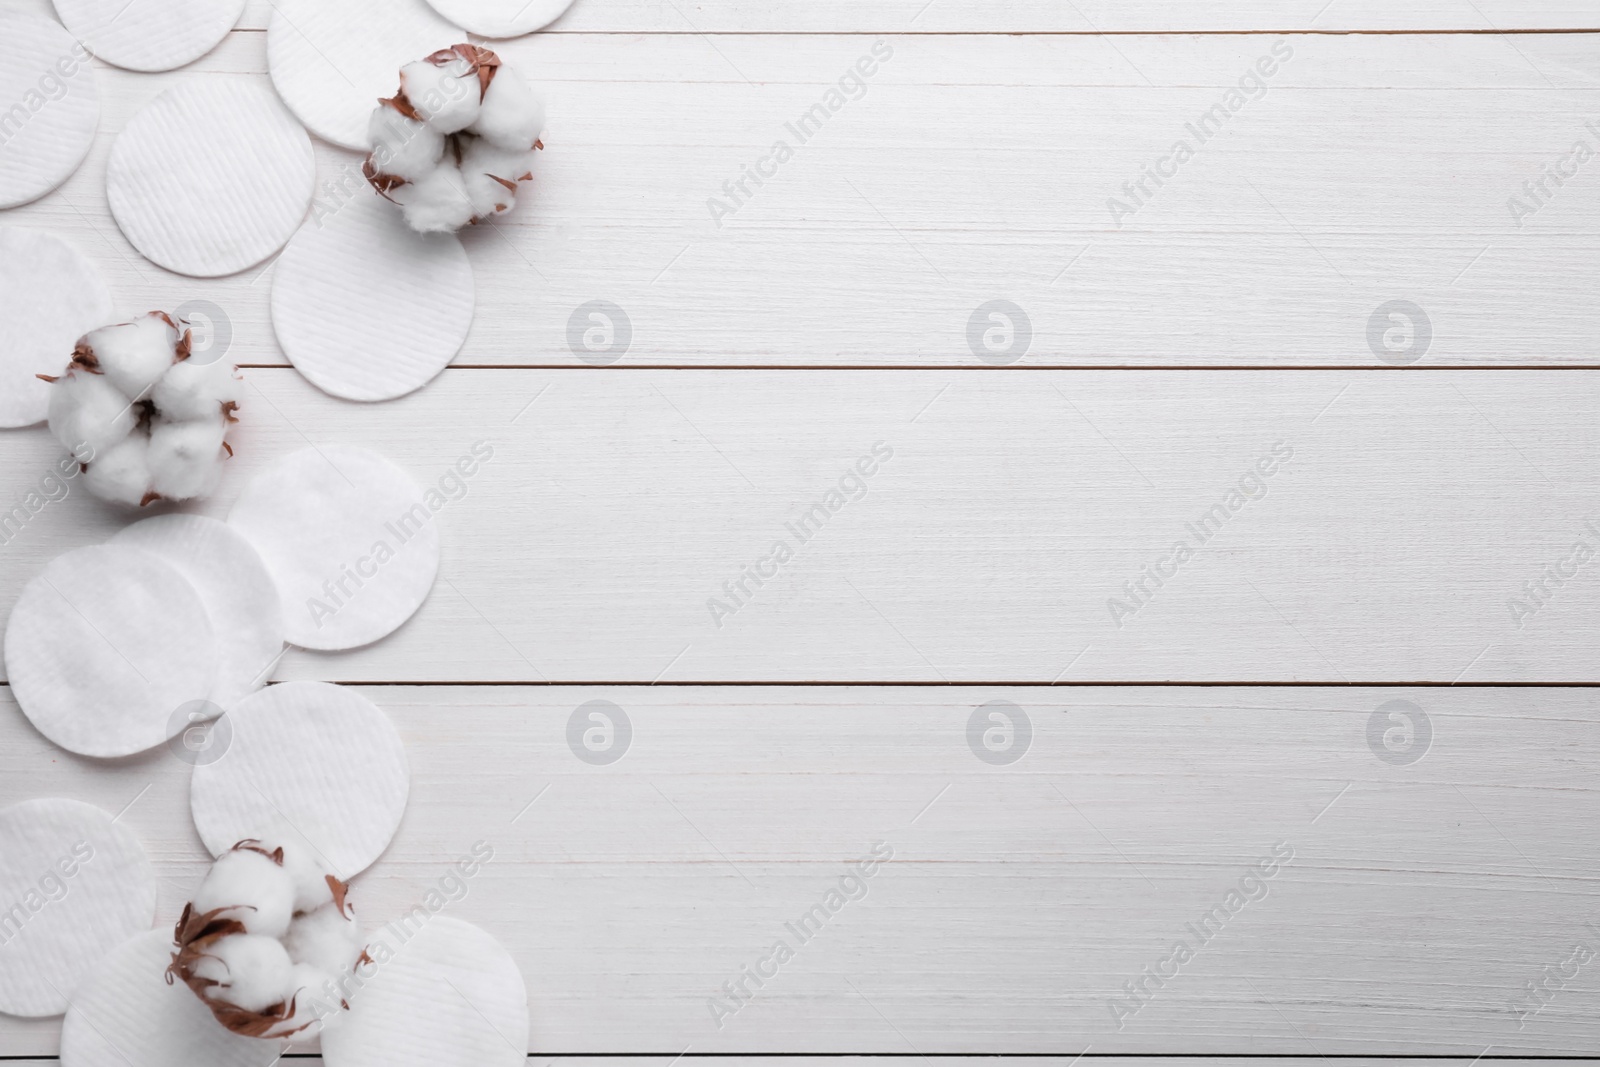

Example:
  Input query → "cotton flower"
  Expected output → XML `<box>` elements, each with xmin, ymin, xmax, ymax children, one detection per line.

<box><xmin>41</xmin><ymin>310</ymin><xmax>241</xmax><ymax>508</ymax></box>
<box><xmin>168</xmin><ymin>838</ymin><xmax>364</xmax><ymax>1040</ymax></box>
<box><xmin>364</xmin><ymin>44</ymin><xmax>544</xmax><ymax>234</ymax></box>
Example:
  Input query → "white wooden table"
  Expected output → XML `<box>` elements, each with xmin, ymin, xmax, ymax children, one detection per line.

<box><xmin>3</xmin><ymin>0</ymin><xmax>1600</xmax><ymax>1062</ymax></box>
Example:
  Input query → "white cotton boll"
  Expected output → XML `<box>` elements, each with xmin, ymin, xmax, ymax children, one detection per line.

<box><xmin>150</xmin><ymin>357</ymin><xmax>241</xmax><ymax>422</ymax></box>
<box><xmin>394</xmin><ymin>163</ymin><xmax>477</xmax><ymax>233</ymax></box>
<box><xmin>191</xmin><ymin>848</ymin><xmax>296</xmax><ymax>940</ymax></box>
<box><xmin>400</xmin><ymin>57</ymin><xmax>480</xmax><ymax>134</ymax></box>
<box><xmin>460</xmin><ymin>137</ymin><xmax>535</xmax><ymax>220</ymax></box>
<box><xmin>369</xmin><ymin>105</ymin><xmax>446</xmax><ymax>184</ymax></box>
<box><xmin>85</xmin><ymin>313</ymin><xmax>178</xmax><ymax>400</ymax></box>
<box><xmin>284</xmin><ymin>904</ymin><xmax>362</xmax><ymax>976</ymax></box>
<box><xmin>46</xmin><ymin>369</ymin><xmax>136</xmax><ymax>461</ymax></box>
<box><xmin>474</xmin><ymin>70</ymin><xmax>544</xmax><ymax>152</ymax></box>
<box><xmin>192</xmin><ymin>934</ymin><xmax>294</xmax><ymax>1013</ymax></box>
<box><xmin>247</xmin><ymin>826</ymin><xmax>336</xmax><ymax>913</ymax></box>
<box><xmin>147</xmin><ymin>417</ymin><xmax>226</xmax><ymax>501</ymax></box>
<box><xmin>82</xmin><ymin>435</ymin><xmax>153</xmax><ymax>508</ymax></box>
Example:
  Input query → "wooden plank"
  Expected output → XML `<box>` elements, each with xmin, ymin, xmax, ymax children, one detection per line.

<box><xmin>0</xmin><ymin>685</ymin><xmax>1596</xmax><ymax>1055</ymax></box>
<box><xmin>2</xmin><ymin>367</ymin><xmax>1600</xmax><ymax>684</ymax></box>
<box><xmin>233</xmin><ymin>0</ymin><xmax>1600</xmax><ymax>33</ymax></box>
<box><xmin>8</xmin><ymin>33</ymin><xmax>1600</xmax><ymax>366</ymax></box>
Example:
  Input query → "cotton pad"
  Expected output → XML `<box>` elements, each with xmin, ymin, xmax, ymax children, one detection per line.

<box><xmin>5</xmin><ymin>544</ymin><xmax>218</xmax><ymax>758</ymax></box>
<box><xmin>0</xmin><ymin>228</ymin><xmax>113</xmax><ymax>427</ymax></box>
<box><xmin>107</xmin><ymin>79</ymin><xmax>314</xmax><ymax>276</ymax></box>
<box><xmin>0</xmin><ymin>15</ymin><xmax>99</xmax><ymax>209</ymax></box>
<box><xmin>267</xmin><ymin>0</ymin><xmax>461</xmax><ymax>150</ymax></box>
<box><xmin>0</xmin><ymin>798</ymin><xmax>156</xmax><ymax>1017</ymax></box>
<box><xmin>320</xmin><ymin>918</ymin><xmax>527</xmax><ymax>1067</ymax></box>
<box><xmin>111</xmin><ymin>515</ymin><xmax>286</xmax><ymax>707</ymax></box>
<box><xmin>51</xmin><ymin>0</ymin><xmax>245</xmax><ymax>72</ymax></box>
<box><xmin>189</xmin><ymin>681</ymin><xmax>410</xmax><ymax>879</ymax></box>
<box><xmin>59</xmin><ymin>930</ymin><xmax>285</xmax><ymax>1067</ymax></box>
<box><xmin>227</xmin><ymin>444</ymin><xmax>441</xmax><ymax>650</ymax></box>
<box><xmin>421</xmin><ymin>0</ymin><xmax>576</xmax><ymax>38</ymax></box>
<box><xmin>272</xmin><ymin>192</ymin><xmax>474</xmax><ymax>402</ymax></box>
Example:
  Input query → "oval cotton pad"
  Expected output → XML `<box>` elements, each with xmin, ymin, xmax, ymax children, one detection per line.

<box><xmin>189</xmin><ymin>681</ymin><xmax>410</xmax><ymax>878</ymax></box>
<box><xmin>0</xmin><ymin>228</ymin><xmax>113</xmax><ymax>427</ymax></box>
<box><xmin>0</xmin><ymin>15</ymin><xmax>99</xmax><ymax>209</ymax></box>
<box><xmin>5</xmin><ymin>544</ymin><xmax>219</xmax><ymax>758</ymax></box>
<box><xmin>267</xmin><ymin>0</ymin><xmax>461</xmax><ymax>150</ymax></box>
<box><xmin>422</xmin><ymin>0</ymin><xmax>575</xmax><ymax>37</ymax></box>
<box><xmin>111</xmin><ymin>514</ymin><xmax>286</xmax><ymax>708</ymax></box>
<box><xmin>60</xmin><ymin>929</ymin><xmax>285</xmax><ymax>1067</ymax></box>
<box><xmin>0</xmin><ymin>798</ymin><xmax>157</xmax><ymax>1017</ymax></box>
<box><xmin>320</xmin><ymin>918</ymin><xmax>527</xmax><ymax>1067</ymax></box>
<box><xmin>107</xmin><ymin>78</ymin><xmax>314</xmax><ymax>277</ymax></box>
<box><xmin>273</xmin><ymin>192</ymin><xmax>474</xmax><ymax>402</ymax></box>
<box><xmin>51</xmin><ymin>0</ymin><xmax>245</xmax><ymax>72</ymax></box>
<box><xmin>228</xmin><ymin>444</ymin><xmax>441</xmax><ymax>650</ymax></box>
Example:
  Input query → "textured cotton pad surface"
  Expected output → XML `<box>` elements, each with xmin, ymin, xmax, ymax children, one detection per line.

<box><xmin>320</xmin><ymin>918</ymin><xmax>527</xmax><ymax>1067</ymax></box>
<box><xmin>107</xmin><ymin>79</ymin><xmax>314</xmax><ymax>276</ymax></box>
<box><xmin>189</xmin><ymin>681</ymin><xmax>410</xmax><ymax>878</ymax></box>
<box><xmin>0</xmin><ymin>15</ymin><xmax>99</xmax><ymax>209</ymax></box>
<box><xmin>0</xmin><ymin>228</ymin><xmax>113</xmax><ymax>427</ymax></box>
<box><xmin>421</xmin><ymin>0</ymin><xmax>575</xmax><ymax>37</ymax></box>
<box><xmin>268</xmin><ymin>0</ymin><xmax>461</xmax><ymax>150</ymax></box>
<box><xmin>60</xmin><ymin>930</ymin><xmax>285</xmax><ymax>1066</ymax></box>
<box><xmin>111</xmin><ymin>514</ymin><xmax>286</xmax><ymax>708</ymax></box>
<box><xmin>0</xmin><ymin>799</ymin><xmax>157</xmax><ymax>1017</ymax></box>
<box><xmin>5</xmin><ymin>545</ymin><xmax>218</xmax><ymax>757</ymax></box>
<box><xmin>51</xmin><ymin>0</ymin><xmax>245</xmax><ymax>72</ymax></box>
<box><xmin>273</xmin><ymin>193</ymin><xmax>474</xmax><ymax>401</ymax></box>
<box><xmin>228</xmin><ymin>444</ymin><xmax>441</xmax><ymax>650</ymax></box>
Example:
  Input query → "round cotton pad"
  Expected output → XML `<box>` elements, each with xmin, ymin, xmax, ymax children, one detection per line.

<box><xmin>189</xmin><ymin>681</ymin><xmax>410</xmax><ymax>878</ymax></box>
<box><xmin>0</xmin><ymin>15</ymin><xmax>99</xmax><ymax>209</ymax></box>
<box><xmin>51</xmin><ymin>0</ymin><xmax>245</xmax><ymax>72</ymax></box>
<box><xmin>272</xmin><ymin>192</ymin><xmax>474</xmax><ymax>402</ymax></box>
<box><xmin>267</xmin><ymin>0</ymin><xmax>461</xmax><ymax>150</ymax></box>
<box><xmin>5</xmin><ymin>545</ymin><xmax>218</xmax><ymax>758</ymax></box>
<box><xmin>60</xmin><ymin>929</ymin><xmax>285</xmax><ymax>1067</ymax></box>
<box><xmin>422</xmin><ymin>0</ymin><xmax>575</xmax><ymax>37</ymax></box>
<box><xmin>111</xmin><ymin>514</ymin><xmax>286</xmax><ymax>708</ymax></box>
<box><xmin>0</xmin><ymin>799</ymin><xmax>156</xmax><ymax>1017</ymax></box>
<box><xmin>227</xmin><ymin>444</ymin><xmax>441</xmax><ymax>650</ymax></box>
<box><xmin>0</xmin><ymin>228</ymin><xmax>113</xmax><ymax>427</ymax></box>
<box><xmin>107</xmin><ymin>79</ymin><xmax>314</xmax><ymax>276</ymax></box>
<box><xmin>320</xmin><ymin>918</ymin><xmax>527</xmax><ymax>1067</ymax></box>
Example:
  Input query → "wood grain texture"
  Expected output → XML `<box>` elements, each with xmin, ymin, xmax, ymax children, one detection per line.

<box><xmin>6</xmin><ymin>367</ymin><xmax>1599</xmax><ymax>685</ymax></box>
<box><xmin>0</xmin><ymin>686</ymin><xmax>1595</xmax><ymax>1055</ymax></box>
<box><xmin>7</xmin><ymin>33</ymin><xmax>1600</xmax><ymax>365</ymax></box>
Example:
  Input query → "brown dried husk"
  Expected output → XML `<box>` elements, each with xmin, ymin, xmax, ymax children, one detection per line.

<box><xmin>165</xmin><ymin>839</ymin><xmax>356</xmax><ymax>1040</ymax></box>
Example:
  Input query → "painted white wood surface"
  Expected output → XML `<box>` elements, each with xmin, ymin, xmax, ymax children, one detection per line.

<box><xmin>4</xmin><ymin>368</ymin><xmax>1598</xmax><ymax>684</ymax></box>
<box><xmin>230</xmin><ymin>0</ymin><xmax>1600</xmax><ymax>32</ymax></box>
<box><xmin>8</xmin><ymin>31</ymin><xmax>1600</xmax><ymax>365</ymax></box>
<box><xmin>0</xmin><ymin>686</ymin><xmax>1596</xmax><ymax>1056</ymax></box>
